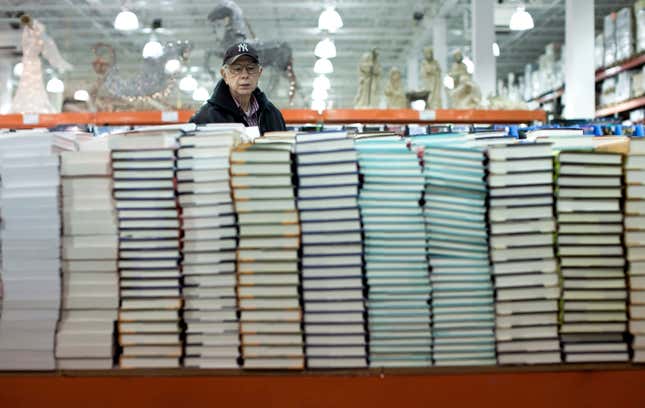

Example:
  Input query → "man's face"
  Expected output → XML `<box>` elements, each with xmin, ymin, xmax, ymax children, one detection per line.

<box><xmin>221</xmin><ymin>56</ymin><xmax>262</xmax><ymax>98</ymax></box>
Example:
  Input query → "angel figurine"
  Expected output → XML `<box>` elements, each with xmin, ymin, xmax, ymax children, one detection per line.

<box><xmin>11</xmin><ymin>15</ymin><xmax>72</xmax><ymax>113</ymax></box>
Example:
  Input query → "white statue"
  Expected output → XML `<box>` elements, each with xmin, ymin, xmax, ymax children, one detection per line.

<box><xmin>420</xmin><ymin>46</ymin><xmax>442</xmax><ymax>109</ymax></box>
<box><xmin>354</xmin><ymin>49</ymin><xmax>381</xmax><ymax>108</ymax></box>
<box><xmin>448</xmin><ymin>50</ymin><xmax>481</xmax><ymax>109</ymax></box>
<box><xmin>11</xmin><ymin>15</ymin><xmax>72</xmax><ymax>114</ymax></box>
<box><xmin>488</xmin><ymin>78</ymin><xmax>511</xmax><ymax>109</ymax></box>
<box><xmin>507</xmin><ymin>72</ymin><xmax>528</xmax><ymax>109</ymax></box>
<box><xmin>384</xmin><ymin>67</ymin><xmax>407</xmax><ymax>109</ymax></box>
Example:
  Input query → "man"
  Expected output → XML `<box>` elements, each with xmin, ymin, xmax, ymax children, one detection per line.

<box><xmin>190</xmin><ymin>42</ymin><xmax>287</xmax><ymax>134</ymax></box>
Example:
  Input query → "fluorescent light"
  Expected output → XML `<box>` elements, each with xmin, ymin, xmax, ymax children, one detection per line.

<box><xmin>114</xmin><ymin>9</ymin><xmax>140</xmax><ymax>31</ymax></box>
<box><xmin>493</xmin><ymin>42</ymin><xmax>500</xmax><ymax>57</ymax></box>
<box><xmin>192</xmin><ymin>87</ymin><xmax>209</xmax><ymax>101</ymax></box>
<box><xmin>443</xmin><ymin>75</ymin><xmax>454</xmax><ymax>89</ymax></box>
<box><xmin>311</xmin><ymin>87</ymin><xmax>328</xmax><ymax>100</ymax></box>
<box><xmin>463</xmin><ymin>57</ymin><xmax>474</xmax><ymax>74</ymax></box>
<box><xmin>164</xmin><ymin>59</ymin><xmax>181</xmax><ymax>74</ymax></box>
<box><xmin>314</xmin><ymin>38</ymin><xmax>336</xmax><ymax>59</ymax></box>
<box><xmin>179</xmin><ymin>75</ymin><xmax>197</xmax><ymax>92</ymax></box>
<box><xmin>312</xmin><ymin>75</ymin><xmax>331</xmax><ymax>91</ymax></box>
<box><xmin>411</xmin><ymin>99</ymin><xmax>426</xmax><ymax>111</ymax></box>
<box><xmin>318</xmin><ymin>7</ymin><xmax>343</xmax><ymax>33</ymax></box>
<box><xmin>13</xmin><ymin>62</ymin><xmax>23</xmax><ymax>77</ymax></box>
<box><xmin>509</xmin><ymin>6</ymin><xmax>534</xmax><ymax>31</ymax></box>
<box><xmin>142</xmin><ymin>38</ymin><xmax>164</xmax><ymax>59</ymax></box>
<box><xmin>311</xmin><ymin>99</ymin><xmax>326</xmax><ymax>113</ymax></box>
<box><xmin>46</xmin><ymin>77</ymin><xmax>64</xmax><ymax>93</ymax></box>
<box><xmin>313</xmin><ymin>58</ymin><xmax>333</xmax><ymax>74</ymax></box>
<box><xmin>74</xmin><ymin>89</ymin><xmax>90</xmax><ymax>101</ymax></box>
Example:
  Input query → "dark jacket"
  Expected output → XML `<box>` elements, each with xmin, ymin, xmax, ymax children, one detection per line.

<box><xmin>190</xmin><ymin>80</ymin><xmax>286</xmax><ymax>134</ymax></box>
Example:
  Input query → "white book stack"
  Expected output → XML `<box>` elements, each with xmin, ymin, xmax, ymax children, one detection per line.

<box><xmin>625</xmin><ymin>139</ymin><xmax>645</xmax><ymax>362</ymax></box>
<box><xmin>177</xmin><ymin>127</ymin><xmax>242</xmax><ymax>369</ymax></box>
<box><xmin>231</xmin><ymin>139</ymin><xmax>305</xmax><ymax>370</ymax></box>
<box><xmin>109</xmin><ymin>129</ymin><xmax>183</xmax><ymax>369</ymax></box>
<box><xmin>556</xmin><ymin>150</ymin><xmax>629</xmax><ymax>363</ymax></box>
<box><xmin>56</xmin><ymin>148</ymin><xmax>118</xmax><ymax>369</ymax></box>
<box><xmin>423</xmin><ymin>144</ymin><xmax>495</xmax><ymax>367</ymax></box>
<box><xmin>357</xmin><ymin>135</ymin><xmax>431</xmax><ymax>368</ymax></box>
<box><xmin>0</xmin><ymin>130</ymin><xmax>75</xmax><ymax>370</ymax></box>
<box><xmin>487</xmin><ymin>143</ymin><xmax>560</xmax><ymax>365</ymax></box>
<box><xmin>296</xmin><ymin>131</ymin><xmax>367</xmax><ymax>369</ymax></box>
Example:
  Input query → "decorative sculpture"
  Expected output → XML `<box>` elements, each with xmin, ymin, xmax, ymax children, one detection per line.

<box><xmin>420</xmin><ymin>46</ymin><xmax>442</xmax><ymax>109</ymax></box>
<box><xmin>448</xmin><ymin>49</ymin><xmax>481</xmax><ymax>109</ymax></box>
<box><xmin>354</xmin><ymin>49</ymin><xmax>381</xmax><ymax>109</ymax></box>
<box><xmin>11</xmin><ymin>15</ymin><xmax>72</xmax><ymax>113</ymax></box>
<box><xmin>90</xmin><ymin>41</ymin><xmax>191</xmax><ymax>111</ymax></box>
<box><xmin>206</xmin><ymin>0</ymin><xmax>297</xmax><ymax>104</ymax></box>
<box><xmin>384</xmin><ymin>67</ymin><xmax>407</xmax><ymax>109</ymax></box>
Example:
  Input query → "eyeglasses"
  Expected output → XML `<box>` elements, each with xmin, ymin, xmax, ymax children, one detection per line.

<box><xmin>226</xmin><ymin>63</ymin><xmax>260</xmax><ymax>75</ymax></box>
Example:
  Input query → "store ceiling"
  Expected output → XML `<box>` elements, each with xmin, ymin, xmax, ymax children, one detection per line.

<box><xmin>0</xmin><ymin>0</ymin><xmax>637</xmax><ymax>110</ymax></box>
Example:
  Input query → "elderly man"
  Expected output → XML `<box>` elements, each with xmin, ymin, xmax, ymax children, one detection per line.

<box><xmin>190</xmin><ymin>42</ymin><xmax>286</xmax><ymax>134</ymax></box>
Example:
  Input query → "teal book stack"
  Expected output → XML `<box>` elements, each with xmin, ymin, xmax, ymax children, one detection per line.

<box><xmin>487</xmin><ymin>143</ymin><xmax>560</xmax><ymax>365</ymax></box>
<box><xmin>231</xmin><ymin>139</ymin><xmax>305</xmax><ymax>370</ymax></box>
<box><xmin>296</xmin><ymin>131</ymin><xmax>367</xmax><ymax>369</ymax></box>
<box><xmin>178</xmin><ymin>127</ymin><xmax>242</xmax><ymax>369</ymax></box>
<box><xmin>422</xmin><ymin>142</ymin><xmax>495</xmax><ymax>366</ymax></box>
<box><xmin>626</xmin><ymin>138</ymin><xmax>645</xmax><ymax>362</ymax></box>
<box><xmin>358</xmin><ymin>135</ymin><xmax>431</xmax><ymax>367</ymax></box>
<box><xmin>556</xmin><ymin>150</ymin><xmax>629</xmax><ymax>363</ymax></box>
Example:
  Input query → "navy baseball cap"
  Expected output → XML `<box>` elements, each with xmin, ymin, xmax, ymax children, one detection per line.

<box><xmin>223</xmin><ymin>42</ymin><xmax>259</xmax><ymax>65</ymax></box>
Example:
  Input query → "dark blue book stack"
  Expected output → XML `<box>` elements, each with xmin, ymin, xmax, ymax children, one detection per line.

<box><xmin>356</xmin><ymin>135</ymin><xmax>431</xmax><ymax>368</ymax></box>
<box><xmin>295</xmin><ymin>131</ymin><xmax>367</xmax><ymax>369</ymax></box>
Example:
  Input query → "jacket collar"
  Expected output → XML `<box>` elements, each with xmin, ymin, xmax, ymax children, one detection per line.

<box><xmin>208</xmin><ymin>79</ymin><xmax>268</xmax><ymax>115</ymax></box>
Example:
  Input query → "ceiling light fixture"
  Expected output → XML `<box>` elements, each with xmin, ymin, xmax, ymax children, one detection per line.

<box><xmin>179</xmin><ymin>75</ymin><xmax>197</xmax><ymax>92</ymax></box>
<box><xmin>314</xmin><ymin>38</ymin><xmax>337</xmax><ymax>59</ymax></box>
<box><xmin>73</xmin><ymin>89</ymin><xmax>90</xmax><ymax>101</ymax></box>
<box><xmin>462</xmin><ymin>57</ymin><xmax>474</xmax><ymax>74</ymax></box>
<box><xmin>311</xmin><ymin>87</ymin><xmax>329</xmax><ymax>101</ymax></box>
<box><xmin>493</xmin><ymin>42</ymin><xmax>500</xmax><ymax>57</ymax></box>
<box><xmin>192</xmin><ymin>87</ymin><xmax>209</xmax><ymax>101</ymax></box>
<box><xmin>443</xmin><ymin>75</ymin><xmax>454</xmax><ymax>90</ymax></box>
<box><xmin>312</xmin><ymin>75</ymin><xmax>331</xmax><ymax>91</ymax></box>
<box><xmin>509</xmin><ymin>6</ymin><xmax>534</xmax><ymax>31</ymax></box>
<box><xmin>46</xmin><ymin>77</ymin><xmax>64</xmax><ymax>93</ymax></box>
<box><xmin>142</xmin><ymin>37</ymin><xmax>164</xmax><ymax>59</ymax></box>
<box><xmin>318</xmin><ymin>7</ymin><xmax>343</xmax><ymax>33</ymax></box>
<box><xmin>114</xmin><ymin>9</ymin><xmax>140</xmax><ymax>31</ymax></box>
<box><xmin>313</xmin><ymin>58</ymin><xmax>334</xmax><ymax>74</ymax></box>
<box><xmin>13</xmin><ymin>62</ymin><xmax>23</xmax><ymax>77</ymax></box>
<box><xmin>164</xmin><ymin>59</ymin><xmax>181</xmax><ymax>74</ymax></box>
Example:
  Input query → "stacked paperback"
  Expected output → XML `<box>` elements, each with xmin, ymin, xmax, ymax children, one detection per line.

<box><xmin>57</xmin><ymin>147</ymin><xmax>118</xmax><ymax>369</ymax></box>
<box><xmin>488</xmin><ymin>143</ymin><xmax>560</xmax><ymax>365</ymax></box>
<box><xmin>296</xmin><ymin>132</ymin><xmax>366</xmax><ymax>369</ymax></box>
<box><xmin>624</xmin><ymin>139</ymin><xmax>645</xmax><ymax>362</ymax></box>
<box><xmin>110</xmin><ymin>129</ymin><xmax>183</xmax><ymax>368</ymax></box>
<box><xmin>423</xmin><ymin>143</ymin><xmax>495</xmax><ymax>366</ymax></box>
<box><xmin>0</xmin><ymin>131</ymin><xmax>74</xmax><ymax>369</ymax></box>
<box><xmin>231</xmin><ymin>139</ymin><xmax>304</xmax><ymax>369</ymax></box>
<box><xmin>178</xmin><ymin>127</ymin><xmax>242</xmax><ymax>369</ymax></box>
<box><xmin>556</xmin><ymin>150</ymin><xmax>629</xmax><ymax>363</ymax></box>
<box><xmin>357</xmin><ymin>135</ymin><xmax>430</xmax><ymax>367</ymax></box>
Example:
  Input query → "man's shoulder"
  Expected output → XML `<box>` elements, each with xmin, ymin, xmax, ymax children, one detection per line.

<box><xmin>190</xmin><ymin>101</ymin><xmax>232</xmax><ymax>124</ymax></box>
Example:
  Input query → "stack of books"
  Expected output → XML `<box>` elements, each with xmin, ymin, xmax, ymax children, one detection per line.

<box><xmin>357</xmin><ymin>135</ymin><xmax>431</xmax><ymax>368</ymax></box>
<box><xmin>295</xmin><ymin>131</ymin><xmax>366</xmax><ymax>369</ymax></box>
<box><xmin>0</xmin><ymin>131</ymin><xmax>75</xmax><ymax>369</ymax></box>
<box><xmin>556</xmin><ymin>150</ymin><xmax>629</xmax><ymax>363</ymax></box>
<box><xmin>626</xmin><ymin>138</ymin><xmax>645</xmax><ymax>363</ymax></box>
<box><xmin>110</xmin><ymin>129</ymin><xmax>183</xmax><ymax>368</ymax></box>
<box><xmin>231</xmin><ymin>139</ymin><xmax>304</xmax><ymax>369</ymax></box>
<box><xmin>424</xmin><ymin>144</ymin><xmax>495</xmax><ymax>366</ymax></box>
<box><xmin>487</xmin><ymin>143</ymin><xmax>560</xmax><ymax>365</ymax></box>
<box><xmin>57</xmin><ymin>147</ymin><xmax>118</xmax><ymax>369</ymax></box>
<box><xmin>177</xmin><ymin>127</ymin><xmax>242</xmax><ymax>369</ymax></box>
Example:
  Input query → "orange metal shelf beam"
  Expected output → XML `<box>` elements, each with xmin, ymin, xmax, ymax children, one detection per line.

<box><xmin>0</xmin><ymin>368</ymin><xmax>644</xmax><ymax>408</ymax></box>
<box><xmin>596</xmin><ymin>96</ymin><xmax>645</xmax><ymax>117</ymax></box>
<box><xmin>0</xmin><ymin>109</ymin><xmax>545</xmax><ymax>128</ymax></box>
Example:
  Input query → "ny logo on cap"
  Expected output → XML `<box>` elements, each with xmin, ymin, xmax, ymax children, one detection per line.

<box><xmin>238</xmin><ymin>43</ymin><xmax>249</xmax><ymax>52</ymax></box>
